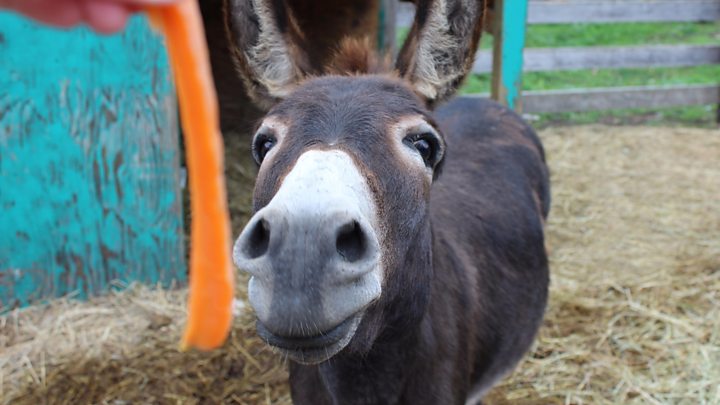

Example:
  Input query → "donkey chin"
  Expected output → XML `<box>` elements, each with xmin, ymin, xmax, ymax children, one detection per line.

<box><xmin>246</xmin><ymin>264</ymin><xmax>381</xmax><ymax>365</ymax></box>
<box><xmin>236</xmin><ymin>224</ymin><xmax>382</xmax><ymax>364</ymax></box>
<box><xmin>254</xmin><ymin>305</ymin><xmax>367</xmax><ymax>365</ymax></box>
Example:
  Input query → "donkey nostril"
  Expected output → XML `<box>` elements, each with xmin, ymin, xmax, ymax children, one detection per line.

<box><xmin>336</xmin><ymin>220</ymin><xmax>366</xmax><ymax>263</ymax></box>
<box><xmin>244</xmin><ymin>218</ymin><xmax>270</xmax><ymax>259</ymax></box>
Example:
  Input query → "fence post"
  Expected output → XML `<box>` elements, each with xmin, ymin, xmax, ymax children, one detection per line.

<box><xmin>379</xmin><ymin>0</ymin><xmax>398</xmax><ymax>56</ymax></box>
<box><xmin>491</xmin><ymin>0</ymin><xmax>529</xmax><ymax>111</ymax></box>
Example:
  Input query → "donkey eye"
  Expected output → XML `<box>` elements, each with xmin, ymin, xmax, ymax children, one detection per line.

<box><xmin>413</xmin><ymin>138</ymin><xmax>432</xmax><ymax>163</ymax></box>
<box><xmin>252</xmin><ymin>134</ymin><xmax>276</xmax><ymax>164</ymax></box>
<box><xmin>405</xmin><ymin>133</ymin><xmax>439</xmax><ymax>168</ymax></box>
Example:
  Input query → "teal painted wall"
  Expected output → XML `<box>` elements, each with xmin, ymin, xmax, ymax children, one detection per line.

<box><xmin>0</xmin><ymin>13</ymin><xmax>186</xmax><ymax>309</ymax></box>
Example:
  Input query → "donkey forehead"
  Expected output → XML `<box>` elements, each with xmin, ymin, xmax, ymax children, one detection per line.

<box><xmin>258</xmin><ymin>76</ymin><xmax>438</xmax><ymax>147</ymax></box>
<box><xmin>270</xmin><ymin>76</ymin><xmax>429</xmax><ymax>125</ymax></box>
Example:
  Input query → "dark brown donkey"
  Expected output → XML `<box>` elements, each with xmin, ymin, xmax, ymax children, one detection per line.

<box><xmin>227</xmin><ymin>1</ymin><xmax>550</xmax><ymax>403</ymax></box>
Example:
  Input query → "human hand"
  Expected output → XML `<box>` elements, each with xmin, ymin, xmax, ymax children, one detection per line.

<box><xmin>1</xmin><ymin>0</ymin><xmax>176</xmax><ymax>34</ymax></box>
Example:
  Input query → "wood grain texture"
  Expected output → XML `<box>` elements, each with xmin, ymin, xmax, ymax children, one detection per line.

<box><xmin>473</xmin><ymin>44</ymin><xmax>720</xmax><ymax>73</ymax></box>
<box><xmin>520</xmin><ymin>84</ymin><xmax>720</xmax><ymax>113</ymax></box>
<box><xmin>397</xmin><ymin>0</ymin><xmax>720</xmax><ymax>28</ymax></box>
<box><xmin>464</xmin><ymin>84</ymin><xmax>720</xmax><ymax>113</ymax></box>
<box><xmin>0</xmin><ymin>14</ymin><xmax>185</xmax><ymax>309</ymax></box>
<box><xmin>527</xmin><ymin>0</ymin><xmax>720</xmax><ymax>24</ymax></box>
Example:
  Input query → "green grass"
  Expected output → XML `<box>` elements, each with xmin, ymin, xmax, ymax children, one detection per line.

<box><xmin>397</xmin><ymin>22</ymin><xmax>720</xmax><ymax>127</ymax></box>
<box><xmin>461</xmin><ymin>65</ymin><xmax>720</xmax><ymax>94</ymax></box>
<box><xmin>523</xmin><ymin>21</ymin><xmax>720</xmax><ymax>48</ymax></box>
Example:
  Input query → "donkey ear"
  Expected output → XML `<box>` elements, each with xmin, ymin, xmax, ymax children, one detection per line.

<box><xmin>396</xmin><ymin>0</ymin><xmax>486</xmax><ymax>106</ymax></box>
<box><xmin>223</xmin><ymin>0</ymin><xmax>310</xmax><ymax>109</ymax></box>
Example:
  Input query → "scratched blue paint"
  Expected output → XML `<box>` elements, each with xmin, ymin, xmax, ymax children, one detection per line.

<box><xmin>500</xmin><ymin>0</ymin><xmax>528</xmax><ymax>110</ymax></box>
<box><xmin>0</xmin><ymin>13</ymin><xmax>186</xmax><ymax>309</ymax></box>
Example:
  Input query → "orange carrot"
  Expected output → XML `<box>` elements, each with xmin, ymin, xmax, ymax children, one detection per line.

<box><xmin>146</xmin><ymin>0</ymin><xmax>234</xmax><ymax>351</ymax></box>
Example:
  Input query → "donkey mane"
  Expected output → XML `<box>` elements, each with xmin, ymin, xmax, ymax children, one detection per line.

<box><xmin>325</xmin><ymin>37</ymin><xmax>395</xmax><ymax>76</ymax></box>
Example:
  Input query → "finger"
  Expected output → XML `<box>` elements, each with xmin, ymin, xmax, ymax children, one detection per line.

<box><xmin>5</xmin><ymin>0</ymin><xmax>84</xmax><ymax>28</ymax></box>
<box><xmin>119</xmin><ymin>0</ymin><xmax>178</xmax><ymax>4</ymax></box>
<box><xmin>81</xmin><ymin>0</ymin><xmax>131</xmax><ymax>34</ymax></box>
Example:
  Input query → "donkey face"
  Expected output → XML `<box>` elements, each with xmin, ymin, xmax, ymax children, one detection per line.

<box><xmin>225</xmin><ymin>0</ymin><xmax>486</xmax><ymax>364</ymax></box>
<box><xmin>233</xmin><ymin>76</ymin><xmax>445</xmax><ymax>363</ymax></box>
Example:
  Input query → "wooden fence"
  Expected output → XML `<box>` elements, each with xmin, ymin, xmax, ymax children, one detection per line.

<box><xmin>398</xmin><ymin>0</ymin><xmax>720</xmax><ymax>114</ymax></box>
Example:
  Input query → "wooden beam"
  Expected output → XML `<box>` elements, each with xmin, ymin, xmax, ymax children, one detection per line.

<box><xmin>464</xmin><ymin>84</ymin><xmax>720</xmax><ymax>114</ymax></box>
<box><xmin>527</xmin><ymin>0</ymin><xmax>720</xmax><ymax>24</ymax></box>
<box><xmin>397</xmin><ymin>2</ymin><xmax>414</xmax><ymax>28</ymax></box>
<box><xmin>484</xmin><ymin>8</ymin><xmax>496</xmax><ymax>34</ymax></box>
<box><xmin>398</xmin><ymin>1</ymin><xmax>720</xmax><ymax>28</ymax></box>
<box><xmin>472</xmin><ymin>44</ymin><xmax>720</xmax><ymax>73</ymax></box>
<box><xmin>379</xmin><ymin>0</ymin><xmax>398</xmax><ymax>55</ymax></box>
<box><xmin>491</xmin><ymin>0</ymin><xmax>528</xmax><ymax>111</ymax></box>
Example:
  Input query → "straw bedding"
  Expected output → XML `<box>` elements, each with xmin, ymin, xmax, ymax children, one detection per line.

<box><xmin>2</xmin><ymin>125</ymin><xmax>719</xmax><ymax>404</ymax></box>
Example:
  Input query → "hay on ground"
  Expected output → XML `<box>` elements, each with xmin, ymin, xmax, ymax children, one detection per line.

<box><xmin>2</xmin><ymin>125</ymin><xmax>719</xmax><ymax>404</ymax></box>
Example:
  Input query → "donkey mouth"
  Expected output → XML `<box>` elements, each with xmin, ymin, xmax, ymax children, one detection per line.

<box><xmin>256</xmin><ymin>313</ymin><xmax>363</xmax><ymax>364</ymax></box>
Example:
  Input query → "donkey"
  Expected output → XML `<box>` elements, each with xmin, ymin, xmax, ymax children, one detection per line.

<box><xmin>226</xmin><ymin>0</ymin><xmax>550</xmax><ymax>403</ymax></box>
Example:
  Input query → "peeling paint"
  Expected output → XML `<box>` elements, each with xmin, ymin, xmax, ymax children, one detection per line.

<box><xmin>0</xmin><ymin>13</ymin><xmax>186</xmax><ymax>309</ymax></box>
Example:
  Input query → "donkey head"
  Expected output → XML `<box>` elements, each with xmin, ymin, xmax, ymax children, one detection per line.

<box><xmin>228</xmin><ymin>0</ymin><xmax>485</xmax><ymax>364</ymax></box>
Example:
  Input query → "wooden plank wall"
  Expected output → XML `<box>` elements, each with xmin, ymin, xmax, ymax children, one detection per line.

<box><xmin>0</xmin><ymin>14</ymin><xmax>185</xmax><ymax>309</ymax></box>
<box><xmin>473</xmin><ymin>44</ymin><xmax>720</xmax><ymax>73</ymax></box>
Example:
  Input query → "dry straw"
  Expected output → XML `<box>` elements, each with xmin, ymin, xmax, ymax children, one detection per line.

<box><xmin>2</xmin><ymin>126</ymin><xmax>719</xmax><ymax>404</ymax></box>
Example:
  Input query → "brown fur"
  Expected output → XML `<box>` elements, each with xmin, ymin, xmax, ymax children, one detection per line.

<box><xmin>285</xmin><ymin>0</ymin><xmax>381</xmax><ymax>68</ymax></box>
<box><xmin>325</xmin><ymin>37</ymin><xmax>395</xmax><ymax>75</ymax></box>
